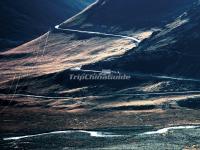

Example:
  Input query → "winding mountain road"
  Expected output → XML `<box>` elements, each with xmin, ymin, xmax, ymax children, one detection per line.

<box><xmin>69</xmin><ymin>67</ymin><xmax>200</xmax><ymax>82</ymax></box>
<box><xmin>55</xmin><ymin>25</ymin><xmax>141</xmax><ymax>43</ymax></box>
<box><xmin>2</xmin><ymin>26</ymin><xmax>199</xmax><ymax>100</ymax></box>
<box><xmin>1</xmin><ymin>90</ymin><xmax>200</xmax><ymax>100</ymax></box>
<box><xmin>54</xmin><ymin>25</ymin><xmax>200</xmax><ymax>83</ymax></box>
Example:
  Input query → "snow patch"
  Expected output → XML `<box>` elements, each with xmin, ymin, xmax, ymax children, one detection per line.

<box><xmin>140</xmin><ymin>126</ymin><xmax>199</xmax><ymax>135</ymax></box>
<box><xmin>3</xmin><ymin>130</ymin><xmax>121</xmax><ymax>141</ymax></box>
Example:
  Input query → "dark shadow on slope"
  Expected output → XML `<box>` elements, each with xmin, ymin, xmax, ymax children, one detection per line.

<box><xmin>61</xmin><ymin>0</ymin><xmax>196</xmax><ymax>32</ymax></box>
<box><xmin>177</xmin><ymin>98</ymin><xmax>200</xmax><ymax>110</ymax></box>
<box><xmin>0</xmin><ymin>0</ymin><xmax>95</xmax><ymax>51</ymax></box>
<box><xmin>93</xmin><ymin>105</ymin><xmax>156</xmax><ymax>112</ymax></box>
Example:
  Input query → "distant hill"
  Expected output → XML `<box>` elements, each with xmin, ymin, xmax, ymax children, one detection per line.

<box><xmin>0</xmin><ymin>0</ymin><xmax>95</xmax><ymax>50</ymax></box>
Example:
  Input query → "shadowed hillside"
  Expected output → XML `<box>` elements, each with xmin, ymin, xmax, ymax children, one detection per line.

<box><xmin>61</xmin><ymin>0</ymin><xmax>196</xmax><ymax>32</ymax></box>
<box><xmin>84</xmin><ymin>2</ymin><xmax>200</xmax><ymax>78</ymax></box>
<box><xmin>0</xmin><ymin>0</ymin><xmax>95</xmax><ymax>50</ymax></box>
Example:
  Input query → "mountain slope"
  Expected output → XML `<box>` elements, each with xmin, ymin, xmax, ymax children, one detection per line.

<box><xmin>61</xmin><ymin>0</ymin><xmax>196</xmax><ymax>32</ymax></box>
<box><xmin>0</xmin><ymin>0</ymin><xmax>95</xmax><ymax>50</ymax></box>
<box><xmin>84</xmin><ymin>2</ymin><xmax>200</xmax><ymax>78</ymax></box>
<box><xmin>1</xmin><ymin>0</ymin><xmax>199</xmax><ymax>106</ymax></box>
<box><xmin>1</xmin><ymin>1</ymin><xmax>200</xmax><ymax>149</ymax></box>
